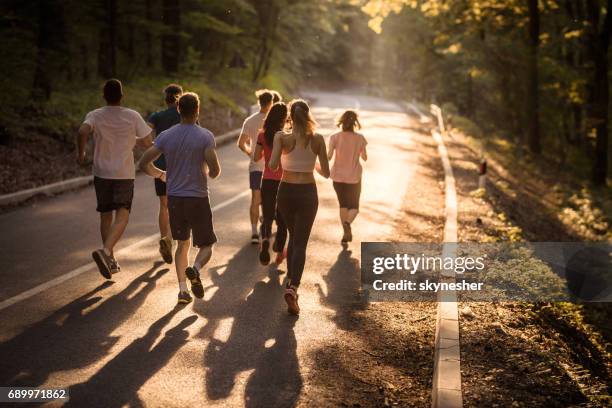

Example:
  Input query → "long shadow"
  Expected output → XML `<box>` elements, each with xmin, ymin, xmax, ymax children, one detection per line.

<box><xmin>66</xmin><ymin>308</ymin><xmax>197</xmax><ymax>408</ymax></box>
<box><xmin>197</xmin><ymin>244</ymin><xmax>301</xmax><ymax>407</ymax></box>
<box><xmin>316</xmin><ymin>248</ymin><xmax>362</xmax><ymax>330</ymax></box>
<box><xmin>194</xmin><ymin>243</ymin><xmax>271</xmax><ymax>338</ymax></box>
<box><xmin>244</xmin><ymin>317</ymin><xmax>300</xmax><ymax>408</ymax></box>
<box><xmin>0</xmin><ymin>262</ymin><xmax>168</xmax><ymax>388</ymax></box>
<box><xmin>313</xmin><ymin>249</ymin><xmax>435</xmax><ymax>400</ymax></box>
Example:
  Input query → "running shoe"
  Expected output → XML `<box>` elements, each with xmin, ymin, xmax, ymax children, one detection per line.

<box><xmin>159</xmin><ymin>236</ymin><xmax>173</xmax><ymax>264</ymax></box>
<box><xmin>92</xmin><ymin>249</ymin><xmax>112</xmax><ymax>279</ymax></box>
<box><xmin>109</xmin><ymin>257</ymin><xmax>121</xmax><ymax>274</ymax></box>
<box><xmin>259</xmin><ymin>240</ymin><xmax>271</xmax><ymax>265</ymax></box>
<box><xmin>251</xmin><ymin>234</ymin><xmax>260</xmax><ymax>245</ymax></box>
<box><xmin>178</xmin><ymin>291</ymin><xmax>193</xmax><ymax>304</ymax></box>
<box><xmin>185</xmin><ymin>266</ymin><xmax>205</xmax><ymax>299</ymax></box>
<box><xmin>275</xmin><ymin>249</ymin><xmax>287</xmax><ymax>266</ymax></box>
<box><xmin>284</xmin><ymin>287</ymin><xmax>300</xmax><ymax>315</ymax></box>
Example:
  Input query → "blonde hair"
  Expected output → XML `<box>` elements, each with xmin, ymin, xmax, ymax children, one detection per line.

<box><xmin>337</xmin><ymin>110</ymin><xmax>361</xmax><ymax>132</ymax></box>
<box><xmin>289</xmin><ymin>99</ymin><xmax>317</xmax><ymax>146</ymax></box>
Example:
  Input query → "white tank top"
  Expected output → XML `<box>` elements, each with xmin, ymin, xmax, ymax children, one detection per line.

<box><xmin>281</xmin><ymin>135</ymin><xmax>317</xmax><ymax>172</ymax></box>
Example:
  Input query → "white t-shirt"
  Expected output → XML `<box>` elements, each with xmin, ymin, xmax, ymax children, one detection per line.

<box><xmin>240</xmin><ymin>111</ymin><xmax>266</xmax><ymax>172</ymax></box>
<box><xmin>83</xmin><ymin>106</ymin><xmax>151</xmax><ymax>179</ymax></box>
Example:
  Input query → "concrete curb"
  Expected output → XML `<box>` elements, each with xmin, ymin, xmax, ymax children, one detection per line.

<box><xmin>0</xmin><ymin>128</ymin><xmax>241</xmax><ymax>207</ymax></box>
<box><xmin>431</xmin><ymin>127</ymin><xmax>462</xmax><ymax>408</ymax></box>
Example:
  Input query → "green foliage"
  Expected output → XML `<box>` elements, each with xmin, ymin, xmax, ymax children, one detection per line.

<box><xmin>480</xmin><ymin>245</ymin><xmax>569</xmax><ymax>301</ymax></box>
<box><xmin>0</xmin><ymin>0</ymin><xmax>375</xmax><ymax>144</ymax></box>
<box><xmin>362</xmin><ymin>0</ymin><xmax>611</xmax><ymax>184</ymax></box>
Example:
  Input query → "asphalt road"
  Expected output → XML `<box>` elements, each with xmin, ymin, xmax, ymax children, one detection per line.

<box><xmin>0</xmin><ymin>91</ymin><xmax>419</xmax><ymax>407</ymax></box>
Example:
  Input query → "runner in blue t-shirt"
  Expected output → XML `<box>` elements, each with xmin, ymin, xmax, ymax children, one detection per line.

<box><xmin>147</xmin><ymin>84</ymin><xmax>182</xmax><ymax>265</ymax></box>
<box><xmin>140</xmin><ymin>92</ymin><xmax>221</xmax><ymax>305</ymax></box>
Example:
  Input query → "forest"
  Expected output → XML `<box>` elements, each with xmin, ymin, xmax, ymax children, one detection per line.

<box><xmin>0</xmin><ymin>0</ymin><xmax>610</xmax><ymax>190</ymax></box>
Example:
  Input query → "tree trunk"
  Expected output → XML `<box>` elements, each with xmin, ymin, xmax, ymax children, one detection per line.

<box><xmin>146</xmin><ymin>0</ymin><xmax>153</xmax><ymax>67</ymax></box>
<box><xmin>591</xmin><ymin>47</ymin><xmax>609</xmax><ymax>184</ymax></box>
<box><xmin>526</xmin><ymin>0</ymin><xmax>541</xmax><ymax>154</ymax></box>
<box><xmin>32</xmin><ymin>0</ymin><xmax>65</xmax><ymax>100</ymax></box>
<box><xmin>98</xmin><ymin>0</ymin><xmax>117</xmax><ymax>78</ymax></box>
<box><xmin>161</xmin><ymin>0</ymin><xmax>180</xmax><ymax>74</ymax></box>
<box><xmin>82</xmin><ymin>43</ymin><xmax>90</xmax><ymax>81</ymax></box>
<box><xmin>585</xmin><ymin>0</ymin><xmax>611</xmax><ymax>185</ymax></box>
<box><xmin>251</xmin><ymin>0</ymin><xmax>281</xmax><ymax>82</ymax></box>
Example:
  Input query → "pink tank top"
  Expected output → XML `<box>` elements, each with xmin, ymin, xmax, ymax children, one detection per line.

<box><xmin>281</xmin><ymin>136</ymin><xmax>317</xmax><ymax>172</ymax></box>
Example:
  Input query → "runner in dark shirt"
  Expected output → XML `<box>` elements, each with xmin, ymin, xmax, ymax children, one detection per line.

<box><xmin>147</xmin><ymin>84</ymin><xmax>182</xmax><ymax>265</ymax></box>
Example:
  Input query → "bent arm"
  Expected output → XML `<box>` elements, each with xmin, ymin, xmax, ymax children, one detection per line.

<box><xmin>361</xmin><ymin>145</ymin><xmax>368</xmax><ymax>161</ymax></box>
<box><xmin>327</xmin><ymin>140</ymin><xmax>335</xmax><ymax>161</ymax></box>
<box><xmin>315</xmin><ymin>135</ymin><xmax>330</xmax><ymax>178</ymax></box>
<box><xmin>254</xmin><ymin>143</ymin><xmax>264</xmax><ymax>162</ymax></box>
<box><xmin>237</xmin><ymin>132</ymin><xmax>251</xmax><ymax>156</ymax></box>
<box><xmin>205</xmin><ymin>147</ymin><xmax>221</xmax><ymax>179</ymax></box>
<box><xmin>139</xmin><ymin>145</ymin><xmax>165</xmax><ymax>181</ymax></box>
<box><xmin>269</xmin><ymin>132</ymin><xmax>283</xmax><ymax>171</ymax></box>
<box><xmin>77</xmin><ymin>124</ymin><xmax>91</xmax><ymax>163</ymax></box>
<box><xmin>136</xmin><ymin>131</ymin><xmax>154</xmax><ymax>148</ymax></box>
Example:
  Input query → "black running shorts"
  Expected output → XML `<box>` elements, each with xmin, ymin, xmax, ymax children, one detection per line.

<box><xmin>154</xmin><ymin>178</ymin><xmax>167</xmax><ymax>196</ymax></box>
<box><xmin>332</xmin><ymin>180</ymin><xmax>361</xmax><ymax>210</ymax></box>
<box><xmin>93</xmin><ymin>177</ymin><xmax>134</xmax><ymax>213</ymax></box>
<box><xmin>168</xmin><ymin>196</ymin><xmax>217</xmax><ymax>247</ymax></box>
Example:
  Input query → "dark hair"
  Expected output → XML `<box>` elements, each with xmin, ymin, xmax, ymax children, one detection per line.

<box><xmin>256</xmin><ymin>89</ymin><xmax>273</xmax><ymax>107</ymax></box>
<box><xmin>263</xmin><ymin>102</ymin><xmax>288</xmax><ymax>146</ymax></box>
<box><xmin>289</xmin><ymin>99</ymin><xmax>317</xmax><ymax>146</ymax></box>
<box><xmin>164</xmin><ymin>83</ymin><xmax>183</xmax><ymax>104</ymax></box>
<box><xmin>337</xmin><ymin>110</ymin><xmax>361</xmax><ymax>132</ymax></box>
<box><xmin>103</xmin><ymin>79</ymin><xmax>123</xmax><ymax>104</ymax></box>
<box><xmin>272</xmin><ymin>90</ymin><xmax>282</xmax><ymax>103</ymax></box>
<box><xmin>178</xmin><ymin>92</ymin><xmax>200</xmax><ymax>118</ymax></box>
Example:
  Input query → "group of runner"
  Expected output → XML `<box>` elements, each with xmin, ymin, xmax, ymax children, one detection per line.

<box><xmin>77</xmin><ymin>80</ymin><xmax>368</xmax><ymax>315</ymax></box>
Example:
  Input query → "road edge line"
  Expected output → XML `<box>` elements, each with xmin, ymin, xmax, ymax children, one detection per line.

<box><xmin>0</xmin><ymin>129</ymin><xmax>241</xmax><ymax>207</ymax></box>
<box><xmin>0</xmin><ymin>189</ymin><xmax>250</xmax><ymax>312</ymax></box>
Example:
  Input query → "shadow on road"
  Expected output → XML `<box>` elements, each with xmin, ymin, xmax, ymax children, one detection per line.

<box><xmin>66</xmin><ymin>307</ymin><xmax>197</xmax><ymax>408</ymax></box>
<box><xmin>0</xmin><ymin>262</ymin><xmax>168</xmax><ymax>388</ymax></box>
<box><xmin>316</xmin><ymin>248</ymin><xmax>362</xmax><ymax>330</ymax></box>
<box><xmin>196</xmin><ymin>244</ymin><xmax>302</xmax><ymax>407</ymax></box>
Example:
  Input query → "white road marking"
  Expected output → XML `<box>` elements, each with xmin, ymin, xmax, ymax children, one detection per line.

<box><xmin>0</xmin><ymin>190</ymin><xmax>250</xmax><ymax>312</ymax></box>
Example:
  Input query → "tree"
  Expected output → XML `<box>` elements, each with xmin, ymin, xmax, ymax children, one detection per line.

<box><xmin>98</xmin><ymin>0</ymin><xmax>117</xmax><ymax>78</ymax></box>
<box><xmin>585</xmin><ymin>0</ymin><xmax>612</xmax><ymax>185</ymax></box>
<box><xmin>527</xmin><ymin>0</ymin><xmax>541</xmax><ymax>154</ymax></box>
<box><xmin>161</xmin><ymin>0</ymin><xmax>180</xmax><ymax>75</ymax></box>
<box><xmin>32</xmin><ymin>0</ymin><xmax>66</xmax><ymax>100</ymax></box>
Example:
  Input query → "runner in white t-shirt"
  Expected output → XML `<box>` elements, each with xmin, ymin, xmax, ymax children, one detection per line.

<box><xmin>77</xmin><ymin>79</ymin><xmax>153</xmax><ymax>279</ymax></box>
<box><xmin>237</xmin><ymin>89</ymin><xmax>273</xmax><ymax>244</ymax></box>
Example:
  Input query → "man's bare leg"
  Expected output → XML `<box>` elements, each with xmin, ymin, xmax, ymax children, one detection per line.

<box><xmin>159</xmin><ymin>195</ymin><xmax>171</xmax><ymax>239</ymax></box>
<box><xmin>175</xmin><ymin>239</ymin><xmax>190</xmax><ymax>284</ymax></box>
<box><xmin>193</xmin><ymin>244</ymin><xmax>213</xmax><ymax>271</ymax></box>
<box><xmin>158</xmin><ymin>195</ymin><xmax>173</xmax><ymax>263</ymax></box>
<box><xmin>103</xmin><ymin>208</ymin><xmax>130</xmax><ymax>255</ymax></box>
<box><xmin>100</xmin><ymin>212</ymin><xmax>113</xmax><ymax>253</ymax></box>
<box><xmin>250</xmin><ymin>190</ymin><xmax>261</xmax><ymax>236</ymax></box>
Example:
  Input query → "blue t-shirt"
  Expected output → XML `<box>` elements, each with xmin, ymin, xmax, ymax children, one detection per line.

<box><xmin>148</xmin><ymin>106</ymin><xmax>181</xmax><ymax>169</ymax></box>
<box><xmin>154</xmin><ymin>124</ymin><xmax>216</xmax><ymax>198</ymax></box>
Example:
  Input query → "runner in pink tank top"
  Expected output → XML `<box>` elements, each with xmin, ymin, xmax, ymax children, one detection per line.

<box><xmin>327</xmin><ymin>110</ymin><xmax>368</xmax><ymax>244</ymax></box>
